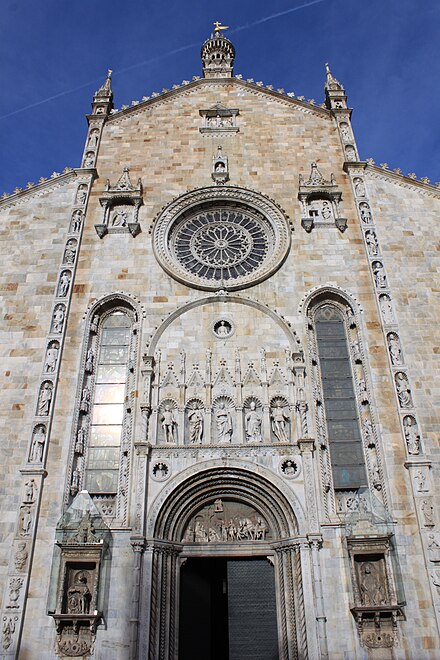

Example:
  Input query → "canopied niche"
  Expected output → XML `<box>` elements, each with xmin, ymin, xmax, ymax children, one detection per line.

<box><xmin>142</xmin><ymin>296</ymin><xmax>307</xmax><ymax>446</ymax></box>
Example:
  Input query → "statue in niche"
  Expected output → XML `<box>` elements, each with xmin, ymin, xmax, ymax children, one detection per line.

<box><xmin>19</xmin><ymin>506</ymin><xmax>32</xmax><ymax>536</ymax></box>
<box><xmin>216</xmin><ymin>402</ymin><xmax>233</xmax><ymax>443</ymax></box>
<box><xmin>321</xmin><ymin>200</ymin><xmax>333</xmax><ymax>221</ymax></box>
<box><xmin>415</xmin><ymin>470</ymin><xmax>428</xmax><ymax>492</ymax></box>
<box><xmin>387</xmin><ymin>333</ymin><xmax>402</xmax><ymax>365</ymax></box>
<box><xmin>87</xmin><ymin>129</ymin><xmax>99</xmax><ymax>148</ymax></box>
<box><xmin>359</xmin><ymin>562</ymin><xmax>387</xmax><ymax>606</ymax></box>
<box><xmin>58</xmin><ymin>271</ymin><xmax>71</xmax><ymax>297</ymax></box>
<box><xmin>270</xmin><ymin>401</ymin><xmax>289</xmax><ymax>442</ymax></box>
<box><xmin>365</xmin><ymin>230</ymin><xmax>378</xmax><ymax>256</ymax></box>
<box><xmin>80</xmin><ymin>386</ymin><xmax>91</xmax><ymax>413</ymax></box>
<box><xmin>71</xmin><ymin>210</ymin><xmax>83</xmax><ymax>232</ymax></box>
<box><xmin>379</xmin><ymin>295</ymin><xmax>394</xmax><ymax>324</ymax></box>
<box><xmin>64</xmin><ymin>239</ymin><xmax>77</xmax><ymax>265</ymax></box>
<box><xmin>403</xmin><ymin>416</ymin><xmax>420</xmax><ymax>455</ymax></box>
<box><xmin>83</xmin><ymin>152</ymin><xmax>95</xmax><ymax>168</ymax></box>
<box><xmin>340</xmin><ymin>123</ymin><xmax>351</xmax><ymax>142</ymax></box>
<box><xmin>44</xmin><ymin>343</ymin><xmax>59</xmax><ymax>372</ymax></box>
<box><xmin>30</xmin><ymin>426</ymin><xmax>45</xmax><ymax>462</ymax></box>
<box><xmin>85</xmin><ymin>348</ymin><xmax>95</xmax><ymax>373</ymax></box>
<box><xmin>37</xmin><ymin>382</ymin><xmax>53</xmax><ymax>416</ymax></box>
<box><xmin>67</xmin><ymin>572</ymin><xmax>92</xmax><ymax>615</ymax></box>
<box><xmin>14</xmin><ymin>543</ymin><xmax>28</xmax><ymax>571</ymax></box>
<box><xmin>52</xmin><ymin>305</ymin><xmax>65</xmax><ymax>333</ymax></box>
<box><xmin>421</xmin><ymin>499</ymin><xmax>434</xmax><ymax>527</ymax></box>
<box><xmin>354</xmin><ymin>178</ymin><xmax>366</xmax><ymax>197</ymax></box>
<box><xmin>245</xmin><ymin>401</ymin><xmax>262</xmax><ymax>442</ymax></box>
<box><xmin>75</xmin><ymin>185</ymin><xmax>87</xmax><ymax>206</ymax></box>
<box><xmin>70</xmin><ymin>468</ymin><xmax>80</xmax><ymax>496</ymax></box>
<box><xmin>111</xmin><ymin>208</ymin><xmax>128</xmax><ymax>227</ymax></box>
<box><xmin>75</xmin><ymin>426</ymin><xmax>86</xmax><ymax>454</ymax></box>
<box><xmin>359</xmin><ymin>202</ymin><xmax>372</xmax><ymax>224</ymax></box>
<box><xmin>188</xmin><ymin>407</ymin><xmax>204</xmax><ymax>444</ymax></box>
<box><xmin>373</xmin><ymin>262</ymin><xmax>387</xmax><ymax>288</ymax></box>
<box><xmin>395</xmin><ymin>372</ymin><xmax>412</xmax><ymax>408</ymax></box>
<box><xmin>161</xmin><ymin>405</ymin><xmax>177</xmax><ymax>443</ymax></box>
<box><xmin>345</xmin><ymin>145</ymin><xmax>356</xmax><ymax>162</ymax></box>
<box><xmin>23</xmin><ymin>479</ymin><xmax>37</xmax><ymax>504</ymax></box>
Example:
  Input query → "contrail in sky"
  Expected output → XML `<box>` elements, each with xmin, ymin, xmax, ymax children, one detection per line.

<box><xmin>0</xmin><ymin>0</ymin><xmax>326</xmax><ymax>121</ymax></box>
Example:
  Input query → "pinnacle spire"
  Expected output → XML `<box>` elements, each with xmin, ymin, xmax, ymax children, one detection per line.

<box><xmin>324</xmin><ymin>62</ymin><xmax>348</xmax><ymax>111</ymax></box>
<box><xmin>324</xmin><ymin>63</ymin><xmax>343</xmax><ymax>92</ymax></box>
<box><xmin>95</xmin><ymin>69</ymin><xmax>113</xmax><ymax>99</ymax></box>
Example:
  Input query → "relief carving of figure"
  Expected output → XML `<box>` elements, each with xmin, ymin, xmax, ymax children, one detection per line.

<box><xmin>52</xmin><ymin>305</ymin><xmax>65</xmax><ymax>333</ymax></box>
<box><xmin>161</xmin><ymin>405</ymin><xmax>177</xmax><ymax>443</ymax></box>
<box><xmin>415</xmin><ymin>470</ymin><xmax>428</xmax><ymax>492</ymax></box>
<box><xmin>359</xmin><ymin>562</ymin><xmax>386</xmax><ymax>606</ymax></box>
<box><xmin>70</xmin><ymin>469</ymin><xmax>80</xmax><ymax>496</ymax></box>
<box><xmin>83</xmin><ymin>152</ymin><xmax>95</xmax><ymax>168</ymax></box>
<box><xmin>340</xmin><ymin>123</ymin><xmax>351</xmax><ymax>142</ymax></box>
<box><xmin>74</xmin><ymin>511</ymin><xmax>99</xmax><ymax>544</ymax></box>
<box><xmin>379</xmin><ymin>295</ymin><xmax>394</xmax><ymax>324</ymax></box>
<box><xmin>37</xmin><ymin>382</ymin><xmax>53</xmax><ymax>416</ymax></box>
<box><xmin>71</xmin><ymin>209</ymin><xmax>83</xmax><ymax>232</ymax></box>
<box><xmin>388</xmin><ymin>333</ymin><xmax>402</xmax><ymax>365</ymax></box>
<box><xmin>373</xmin><ymin>262</ymin><xmax>387</xmax><ymax>288</ymax></box>
<box><xmin>188</xmin><ymin>407</ymin><xmax>204</xmax><ymax>444</ymax></box>
<box><xmin>24</xmin><ymin>479</ymin><xmax>37</xmax><ymax>504</ymax></box>
<box><xmin>7</xmin><ymin>578</ymin><xmax>23</xmax><ymax>609</ymax></box>
<box><xmin>395</xmin><ymin>372</ymin><xmax>412</xmax><ymax>408</ymax></box>
<box><xmin>45</xmin><ymin>344</ymin><xmax>58</xmax><ymax>372</ymax></box>
<box><xmin>67</xmin><ymin>573</ymin><xmax>92</xmax><ymax>614</ymax></box>
<box><xmin>216</xmin><ymin>402</ymin><xmax>233</xmax><ymax>443</ymax></box>
<box><xmin>360</xmin><ymin>203</ymin><xmax>372</xmax><ymax>224</ymax></box>
<box><xmin>85</xmin><ymin>348</ymin><xmax>95</xmax><ymax>373</ymax></box>
<box><xmin>88</xmin><ymin>129</ymin><xmax>99</xmax><ymax>148</ymax></box>
<box><xmin>111</xmin><ymin>208</ymin><xmax>128</xmax><ymax>227</ymax></box>
<box><xmin>2</xmin><ymin>617</ymin><xmax>16</xmax><ymax>651</ymax></box>
<box><xmin>421</xmin><ymin>499</ymin><xmax>435</xmax><ymax>527</ymax></box>
<box><xmin>64</xmin><ymin>240</ymin><xmax>77</xmax><ymax>265</ymax></box>
<box><xmin>271</xmin><ymin>402</ymin><xmax>289</xmax><ymax>442</ymax></box>
<box><xmin>321</xmin><ymin>200</ymin><xmax>333</xmax><ymax>221</ymax></box>
<box><xmin>75</xmin><ymin>185</ymin><xmax>87</xmax><ymax>206</ymax></box>
<box><xmin>80</xmin><ymin>386</ymin><xmax>91</xmax><ymax>413</ymax></box>
<box><xmin>14</xmin><ymin>542</ymin><xmax>28</xmax><ymax>571</ymax></box>
<box><xmin>245</xmin><ymin>401</ymin><xmax>262</xmax><ymax>442</ymax></box>
<box><xmin>30</xmin><ymin>426</ymin><xmax>45</xmax><ymax>462</ymax></box>
<box><xmin>365</xmin><ymin>230</ymin><xmax>378</xmax><ymax>256</ymax></box>
<box><xmin>354</xmin><ymin>178</ymin><xmax>366</xmax><ymax>197</ymax></box>
<box><xmin>403</xmin><ymin>416</ymin><xmax>420</xmax><ymax>455</ymax></box>
<box><xmin>345</xmin><ymin>145</ymin><xmax>356</xmax><ymax>162</ymax></box>
<box><xmin>75</xmin><ymin>426</ymin><xmax>86</xmax><ymax>454</ymax></box>
<box><xmin>58</xmin><ymin>271</ymin><xmax>71</xmax><ymax>297</ymax></box>
<box><xmin>19</xmin><ymin>507</ymin><xmax>32</xmax><ymax>536</ymax></box>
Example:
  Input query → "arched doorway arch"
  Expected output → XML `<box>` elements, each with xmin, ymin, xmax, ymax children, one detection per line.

<box><xmin>140</xmin><ymin>465</ymin><xmax>311</xmax><ymax>660</ymax></box>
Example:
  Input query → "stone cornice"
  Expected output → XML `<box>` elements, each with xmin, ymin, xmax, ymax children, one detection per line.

<box><xmin>344</xmin><ymin>161</ymin><xmax>440</xmax><ymax>198</ymax></box>
<box><xmin>106</xmin><ymin>76</ymin><xmax>331</xmax><ymax>125</ymax></box>
<box><xmin>0</xmin><ymin>168</ymin><xmax>97</xmax><ymax>209</ymax></box>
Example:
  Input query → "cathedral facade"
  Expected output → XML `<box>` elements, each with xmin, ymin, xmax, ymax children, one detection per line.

<box><xmin>0</xmin><ymin>29</ymin><xmax>440</xmax><ymax>659</ymax></box>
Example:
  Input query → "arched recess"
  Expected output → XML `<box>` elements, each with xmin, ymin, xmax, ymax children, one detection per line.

<box><xmin>148</xmin><ymin>292</ymin><xmax>302</xmax><ymax>354</ymax></box>
<box><xmin>141</xmin><ymin>464</ymin><xmax>310</xmax><ymax>660</ymax></box>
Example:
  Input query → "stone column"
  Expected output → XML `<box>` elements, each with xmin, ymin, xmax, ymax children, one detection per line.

<box><xmin>129</xmin><ymin>536</ymin><xmax>145</xmax><ymax>660</ymax></box>
<box><xmin>299</xmin><ymin>439</ymin><xmax>319</xmax><ymax>532</ymax></box>
<box><xmin>309</xmin><ymin>535</ymin><xmax>329</xmax><ymax>659</ymax></box>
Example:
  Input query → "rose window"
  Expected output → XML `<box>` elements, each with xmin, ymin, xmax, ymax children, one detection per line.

<box><xmin>153</xmin><ymin>187</ymin><xmax>290</xmax><ymax>291</ymax></box>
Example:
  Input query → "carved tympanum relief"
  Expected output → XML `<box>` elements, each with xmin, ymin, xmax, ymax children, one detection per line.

<box><xmin>182</xmin><ymin>499</ymin><xmax>270</xmax><ymax>543</ymax></box>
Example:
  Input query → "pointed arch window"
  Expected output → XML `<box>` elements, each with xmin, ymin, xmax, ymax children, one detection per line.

<box><xmin>314</xmin><ymin>303</ymin><xmax>367</xmax><ymax>489</ymax></box>
<box><xmin>84</xmin><ymin>311</ymin><xmax>132</xmax><ymax>495</ymax></box>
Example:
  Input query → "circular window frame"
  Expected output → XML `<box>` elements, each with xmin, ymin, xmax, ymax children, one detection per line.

<box><xmin>152</xmin><ymin>186</ymin><xmax>291</xmax><ymax>291</ymax></box>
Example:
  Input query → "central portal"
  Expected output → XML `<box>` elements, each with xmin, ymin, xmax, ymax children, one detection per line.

<box><xmin>178</xmin><ymin>556</ymin><xmax>279</xmax><ymax>660</ymax></box>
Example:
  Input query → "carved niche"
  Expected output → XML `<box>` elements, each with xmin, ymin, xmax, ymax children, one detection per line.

<box><xmin>95</xmin><ymin>167</ymin><xmax>143</xmax><ymax>238</ymax></box>
<box><xmin>298</xmin><ymin>162</ymin><xmax>347</xmax><ymax>232</ymax></box>
<box><xmin>182</xmin><ymin>499</ymin><xmax>271</xmax><ymax>543</ymax></box>
<box><xmin>211</xmin><ymin>145</ymin><xmax>229</xmax><ymax>185</ymax></box>
<box><xmin>49</xmin><ymin>495</ymin><xmax>109</xmax><ymax>658</ymax></box>
<box><xmin>347</xmin><ymin>534</ymin><xmax>403</xmax><ymax>649</ymax></box>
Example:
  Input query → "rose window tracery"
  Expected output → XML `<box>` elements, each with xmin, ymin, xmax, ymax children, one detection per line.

<box><xmin>153</xmin><ymin>187</ymin><xmax>290</xmax><ymax>290</ymax></box>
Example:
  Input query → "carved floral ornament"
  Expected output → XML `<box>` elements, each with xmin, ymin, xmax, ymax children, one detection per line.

<box><xmin>152</xmin><ymin>186</ymin><xmax>290</xmax><ymax>291</ymax></box>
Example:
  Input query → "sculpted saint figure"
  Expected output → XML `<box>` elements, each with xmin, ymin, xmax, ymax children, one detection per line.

<box><xmin>365</xmin><ymin>230</ymin><xmax>378</xmax><ymax>256</ymax></box>
<box><xmin>404</xmin><ymin>417</ymin><xmax>420</xmax><ymax>455</ymax></box>
<box><xmin>188</xmin><ymin>408</ymin><xmax>203</xmax><ymax>444</ymax></box>
<box><xmin>161</xmin><ymin>405</ymin><xmax>177</xmax><ymax>443</ymax></box>
<box><xmin>245</xmin><ymin>401</ymin><xmax>262</xmax><ymax>442</ymax></box>
<box><xmin>112</xmin><ymin>209</ymin><xmax>127</xmax><ymax>227</ymax></box>
<box><xmin>45</xmin><ymin>345</ymin><xmax>58</xmax><ymax>372</ymax></box>
<box><xmin>37</xmin><ymin>383</ymin><xmax>52</xmax><ymax>416</ymax></box>
<box><xmin>271</xmin><ymin>402</ymin><xmax>289</xmax><ymax>442</ymax></box>
<box><xmin>388</xmin><ymin>333</ymin><xmax>402</xmax><ymax>365</ymax></box>
<box><xmin>373</xmin><ymin>262</ymin><xmax>386</xmax><ymax>288</ymax></box>
<box><xmin>396</xmin><ymin>373</ymin><xmax>412</xmax><ymax>408</ymax></box>
<box><xmin>52</xmin><ymin>306</ymin><xmax>65</xmax><ymax>333</ymax></box>
<box><xmin>216</xmin><ymin>402</ymin><xmax>233</xmax><ymax>443</ymax></box>
<box><xmin>30</xmin><ymin>426</ymin><xmax>45</xmax><ymax>462</ymax></box>
<box><xmin>58</xmin><ymin>272</ymin><xmax>70</xmax><ymax>297</ymax></box>
<box><xmin>359</xmin><ymin>562</ymin><xmax>386</xmax><ymax>606</ymax></box>
<box><xmin>67</xmin><ymin>573</ymin><xmax>92</xmax><ymax>614</ymax></box>
<box><xmin>14</xmin><ymin>542</ymin><xmax>28</xmax><ymax>570</ymax></box>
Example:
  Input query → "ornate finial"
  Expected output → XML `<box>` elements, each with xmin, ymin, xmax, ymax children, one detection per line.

<box><xmin>324</xmin><ymin>62</ymin><xmax>343</xmax><ymax>91</ymax></box>
<box><xmin>214</xmin><ymin>21</ymin><xmax>229</xmax><ymax>35</ymax></box>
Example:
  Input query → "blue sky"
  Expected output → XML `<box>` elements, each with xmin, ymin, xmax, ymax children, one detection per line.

<box><xmin>1</xmin><ymin>0</ymin><xmax>440</xmax><ymax>193</ymax></box>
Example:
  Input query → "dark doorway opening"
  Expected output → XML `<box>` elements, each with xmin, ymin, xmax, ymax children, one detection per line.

<box><xmin>178</xmin><ymin>556</ymin><xmax>279</xmax><ymax>660</ymax></box>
